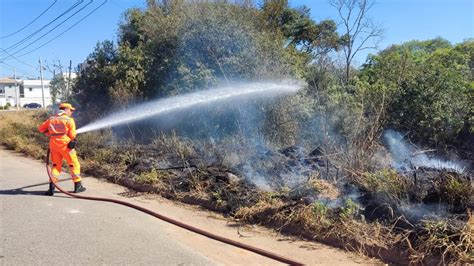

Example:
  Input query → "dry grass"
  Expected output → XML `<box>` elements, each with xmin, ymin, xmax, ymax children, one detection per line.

<box><xmin>235</xmin><ymin>194</ymin><xmax>286</xmax><ymax>223</ymax></box>
<box><xmin>235</xmin><ymin>193</ymin><xmax>400</xmax><ymax>246</ymax></box>
<box><xmin>436</xmin><ymin>173</ymin><xmax>473</xmax><ymax>212</ymax></box>
<box><xmin>152</xmin><ymin>131</ymin><xmax>196</xmax><ymax>164</ymax></box>
<box><xmin>1</xmin><ymin>110</ymin><xmax>472</xmax><ymax>264</ymax></box>
<box><xmin>0</xmin><ymin>110</ymin><xmax>48</xmax><ymax>159</ymax></box>
<box><xmin>407</xmin><ymin>211</ymin><xmax>474</xmax><ymax>264</ymax></box>
<box><xmin>308</xmin><ymin>177</ymin><xmax>340</xmax><ymax>200</ymax></box>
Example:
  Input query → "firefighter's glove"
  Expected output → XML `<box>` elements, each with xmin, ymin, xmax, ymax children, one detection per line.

<box><xmin>67</xmin><ymin>139</ymin><xmax>77</xmax><ymax>149</ymax></box>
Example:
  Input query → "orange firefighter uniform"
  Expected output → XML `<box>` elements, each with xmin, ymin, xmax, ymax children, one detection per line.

<box><xmin>38</xmin><ymin>103</ymin><xmax>81</xmax><ymax>184</ymax></box>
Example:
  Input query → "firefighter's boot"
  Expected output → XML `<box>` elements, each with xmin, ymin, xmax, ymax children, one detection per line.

<box><xmin>45</xmin><ymin>182</ymin><xmax>55</xmax><ymax>196</ymax></box>
<box><xmin>73</xmin><ymin>181</ymin><xmax>86</xmax><ymax>193</ymax></box>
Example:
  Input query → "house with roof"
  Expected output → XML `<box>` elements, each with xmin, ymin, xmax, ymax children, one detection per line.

<box><xmin>0</xmin><ymin>77</ymin><xmax>52</xmax><ymax>108</ymax></box>
<box><xmin>0</xmin><ymin>77</ymin><xmax>17</xmax><ymax>107</ymax></box>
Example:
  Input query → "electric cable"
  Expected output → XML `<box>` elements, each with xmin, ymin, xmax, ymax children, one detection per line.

<box><xmin>1</xmin><ymin>0</ymin><xmax>94</xmax><ymax>61</ymax></box>
<box><xmin>17</xmin><ymin>0</ymin><xmax>108</xmax><ymax>58</ymax></box>
<box><xmin>0</xmin><ymin>0</ymin><xmax>84</xmax><ymax>56</ymax></box>
<box><xmin>0</xmin><ymin>61</ymin><xmax>35</xmax><ymax>77</ymax></box>
<box><xmin>44</xmin><ymin>149</ymin><xmax>303</xmax><ymax>265</ymax></box>
<box><xmin>0</xmin><ymin>0</ymin><xmax>58</xmax><ymax>39</ymax></box>
<box><xmin>0</xmin><ymin>48</ymin><xmax>37</xmax><ymax>69</ymax></box>
<box><xmin>0</xmin><ymin>48</ymin><xmax>56</xmax><ymax>76</ymax></box>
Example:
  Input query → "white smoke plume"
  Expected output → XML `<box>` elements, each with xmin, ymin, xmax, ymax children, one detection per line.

<box><xmin>384</xmin><ymin>130</ymin><xmax>465</xmax><ymax>174</ymax></box>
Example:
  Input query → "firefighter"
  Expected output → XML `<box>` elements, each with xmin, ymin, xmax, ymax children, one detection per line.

<box><xmin>38</xmin><ymin>103</ymin><xmax>86</xmax><ymax>196</ymax></box>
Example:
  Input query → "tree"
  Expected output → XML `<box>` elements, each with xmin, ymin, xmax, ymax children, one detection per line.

<box><xmin>74</xmin><ymin>2</ymin><xmax>314</xmax><ymax>118</ymax></box>
<box><xmin>329</xmin><ymin>0</ymin><xmax>383</xmax><ymax>83</ymax></box>
<box><xmin>261</xmin><ymin>0</ymin><xmax>340</xmax><ymax>57</ymax></box>
<box><xmin>73</xmin><ymin>40</ymin><xmax>119</xmax><ymax>121</ymax></box>
<box><xmin>49</xmin><ymin>75</ymin><xmax>66</xmax><ymax>103</ymax></box>
<box><xmin>360</xmin><ymin>39</ymin><xmax>473</xmax><ymax>150</ymax></box>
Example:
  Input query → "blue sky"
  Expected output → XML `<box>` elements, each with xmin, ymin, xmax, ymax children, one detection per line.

<box><xmin>0</xmin><ymin>0</ymin><xmax>472</xmax><ymax>79</ymax></box>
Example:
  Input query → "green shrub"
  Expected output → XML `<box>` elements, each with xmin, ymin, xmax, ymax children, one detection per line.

<box><xmin>134</xmin><ymin>168</ymin><xmax>169</xmax><ymax>184</ymax></box>
<box><xmin>134</xmin><ymin>169</ymin><xmax>159</xmax><ymax>184</ymax></box>
<box><xmin>361</xmin><ymin>169</ymin><xmax>409</xmax><ymax>201</ymax></box>
<box><xmin>437</xmin><ymin>174</ymin><xmax>472</xmax><ymax>211</ymax></box>
<box><xmin>340</xmin><ymin>199</ymin><xmax>361</xmax><ymax>220</ymax></box>
<box><xmin>312</xmin><ymin>201</ymin><xmax>329</xmax><ymax>218</ymax></box>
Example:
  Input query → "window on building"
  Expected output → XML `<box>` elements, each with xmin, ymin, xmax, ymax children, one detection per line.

<box><xmin>29</xmin><ymin>88</ymin><xmax>33</xmax><ymax>92</ymax></box>
<box><xmin>0</xmin><ymin>87</ymin><xmax>4</xmax><ymax>94</ymax></box>
<box><xmin>19</xmin><ymin>86</ymin><xmax>24</xmax><ymax>98</ymax></box>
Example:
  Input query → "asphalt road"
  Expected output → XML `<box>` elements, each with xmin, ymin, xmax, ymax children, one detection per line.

<box><xmin>0</xmin><ymin>148</ymin><xmax>214</xmax><ymax>265</ymax></box>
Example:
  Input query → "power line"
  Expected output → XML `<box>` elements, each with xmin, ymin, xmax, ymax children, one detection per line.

<box><xmin>1</xmin><ymin>0</ymin><xmax>83</xmax><ymax>53</ymax></box>
<box><xmin>0</xmin><ymin>0</ymin><xmax>84</xmax><ymax>55</ymax></box>
<box><xmin>0</xmin><ymin>48</ymin><xmax>56</xmax><ymax>76</ymax></box>
<box><xmin>0</xmin><ymin>62</ymin><xmax>35</xmax><ymax>77</ymax></box>
<box><xmin>1</xmin><ymin>0</ymin><xmax>94</xmax><ymax>61</ymax></box>
<box><xmin>0</xmin><ymin>48</ymin><xmax>37</xmax><ymax>69</ymax></box>
<box><xmin>0</xmin><ymin>0</ymin><xmax>58</xmax><ymax>39</ymax></box>
<box><xmin>17</xmin><ymin>0</ymin><xmax>108</xmax><ymax>58</ymax></box>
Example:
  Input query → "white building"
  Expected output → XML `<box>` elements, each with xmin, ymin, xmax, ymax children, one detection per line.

<box><xmin>0</xmin><ymin>77</ymin><xmax>52</xmax><ymax>107</ymax></box>
<box><xmin>21</xmin><ymin>79</ymin><xmax>52</xmax><ymax>107</ymax></box>
<box><xmin>55</xmin><ymin>71</ymin><xmax>77</xmax><ymax>80</ymax></box>
<box><xmin>0</xmin><ymin>77</ymin><xmax>17</xmax><ymax>107</ymax></box>
<box><xmin>54</xmin><ymin>71</ymin><xmax>77</xmax><ymax>99</ymax></box>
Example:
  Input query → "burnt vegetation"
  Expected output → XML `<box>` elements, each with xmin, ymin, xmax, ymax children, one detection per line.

<box><xmin>2</xmin><ymin>0</ymin><xmax>473</xmax><ymax>264</ymax></box>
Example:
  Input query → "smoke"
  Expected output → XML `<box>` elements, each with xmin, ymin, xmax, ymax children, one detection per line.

<box><xmin>383</xmin><ymin>130</ymin><xmax>465</xmax><ymax>173</ymax></box>
<box><xmin>242</xmin><ymin>164</ymin><xmax>273</xmax><ymax>191</ymax></box>
<box><xmin>398</xmin><ymin>203</ymin><xmax>449</xmax><ymax>222</ymax></box>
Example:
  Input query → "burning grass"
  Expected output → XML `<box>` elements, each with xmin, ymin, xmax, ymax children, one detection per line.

<box><xmin>0</xmin><ymin>111</ymin><xmax>472</xmax><ymax>264</ymax></box>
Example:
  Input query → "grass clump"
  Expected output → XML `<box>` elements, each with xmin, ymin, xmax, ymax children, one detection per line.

<box><xmin>0</xmin><ymin>110</ymin><xmax>48</xmax><ymax>159</ymax></box>
<box><xmin>339</xmin><ymin>199</ymin><xmax>361</xmax><ymax>220</ymax></box>
<box><xmin>436</xmin><ymin>173</ymin><xmax>472</xmax><ymax>212</ymax></box>
<box><xmin>308</xmin><ymin>178</ymin><xmax>340</xmax><ymax>200</ymax></box>
<box><xmin>134</xmin><ymin>168</ymin><xmax>169</xmax><ymax>184</ymax></box>
<box><xmin>359</xmin><ymin>169</ymin><xmax>410</xmax><ymax>201</ymax></box>
<box><xmin>312</xmin><ymin>201</ymin><xmax>329</xmax><ymax>218</ymax></box>
<box><xmin>409</xmin><ymin>213</ymin><xmax>474</xmax><ymax>263</ymax></box>
<box><xmin>152</xmin><ymin>131</ymin><xmax>196</xmax><ymax>163</ymax></box>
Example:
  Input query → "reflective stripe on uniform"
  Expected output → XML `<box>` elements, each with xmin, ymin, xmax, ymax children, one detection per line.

<box><xmin>48</xmin><ymin>114</ymin><xmax>70</xmax><ymax>136</ymax></box>
<box><xmin>48</xmin><ymin>117</ymin><xmax>70</xmax><ymax>122</ymax></box>
<box><xmin>72</xmin><ymin>174</ymin><xmax>81</xmax><ymax>182</ymax></box>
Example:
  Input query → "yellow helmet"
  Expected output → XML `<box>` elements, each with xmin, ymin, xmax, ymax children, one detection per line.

<box><xmin>59</xmin><ymin>102</ymin><xmax>76</xmax><ymax>111</ymax></box>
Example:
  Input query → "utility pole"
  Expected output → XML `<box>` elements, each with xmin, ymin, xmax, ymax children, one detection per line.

<box><xmin>14</xmin><ymin>68</ymin><xmax>18</xmax><ymax>109</ymax></box>
<box><xmin>66</xmin><ymin>60</ymin><xmax>72</xmax><ymax>100</ymax></box>
<box><xmin>39</xmin><ymin>57</ymin><xmax>46</xmax><ymax>109</ymax></box>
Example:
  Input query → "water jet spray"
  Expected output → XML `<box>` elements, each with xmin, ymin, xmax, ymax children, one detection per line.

<box><xmin>77</xmin><ymin>80</ymin><xmax>303</xmax><ymax>134</ymax></box>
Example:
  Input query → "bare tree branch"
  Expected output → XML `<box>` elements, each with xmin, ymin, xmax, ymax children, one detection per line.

<box><xmin>329</xmin><ymin>0</ymin><xmax>383</xmax><ymax>83</ymax></box>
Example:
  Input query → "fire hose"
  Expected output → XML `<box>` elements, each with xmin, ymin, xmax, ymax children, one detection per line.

<box><xmin>45</xmin><ymin>149</ymin><xmax>303</xmax><ymax>265</ymax></box>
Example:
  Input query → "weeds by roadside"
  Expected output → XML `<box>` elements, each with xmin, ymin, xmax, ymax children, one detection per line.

<box><xmin>0</xmin><ymin>111</ymin><xmax>472</xmax><ymax>264</ymax></box>
<box><xmin>0</xmin><ymin>110</ymin><xmax>49</xmax><ymax>159</ymax></box>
